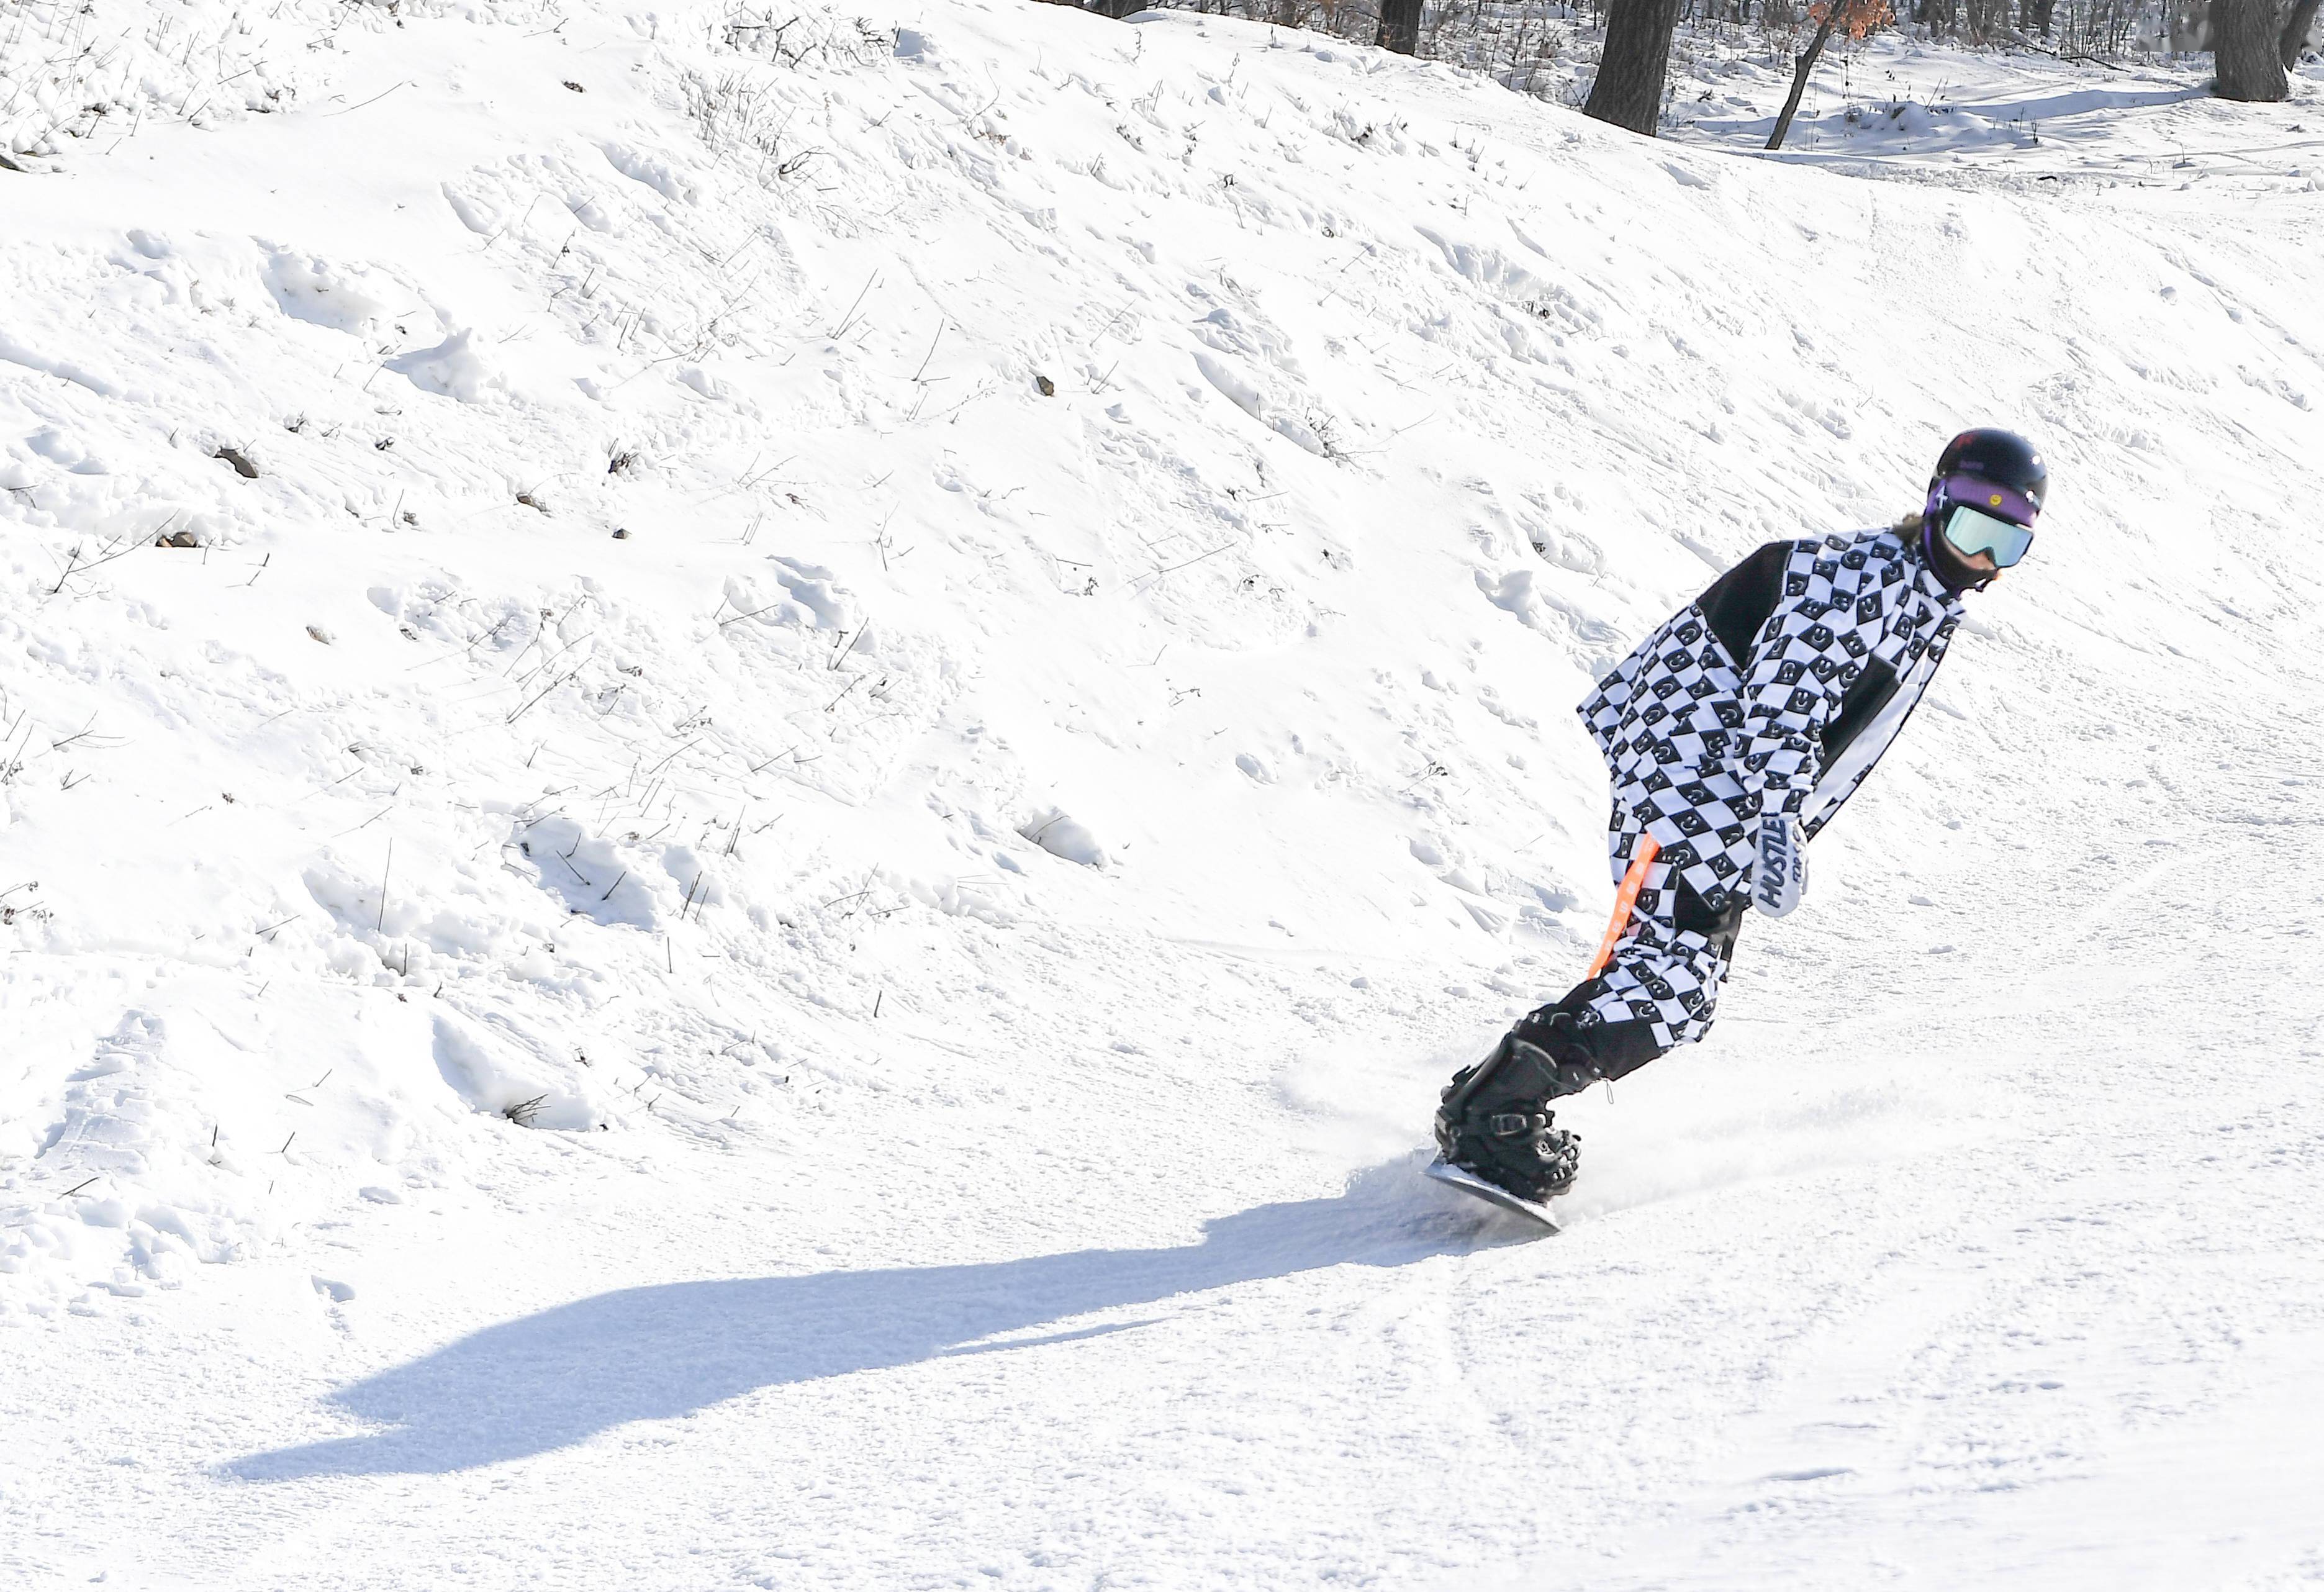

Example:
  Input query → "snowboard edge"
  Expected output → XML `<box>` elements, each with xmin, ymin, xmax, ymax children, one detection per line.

<box><xmin>1422</xmin><ymin>1156</ymin><xmax>1563</xmax><ymax>1233</ymax></box>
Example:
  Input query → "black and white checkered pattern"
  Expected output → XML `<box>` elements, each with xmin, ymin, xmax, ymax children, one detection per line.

<box><xmin>1568</xmin><ymin>530</ymin><xmax>1965</xmax><ymax>1050</ymax></box>
<box><xmin>1569</xmin><ymin>831</ymin><xmax>1729</xmax><ymax>1047</ymax></box>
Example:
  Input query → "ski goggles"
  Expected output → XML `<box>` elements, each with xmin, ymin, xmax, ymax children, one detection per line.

<box><xmin>1940</xmin><ymin>503</ymin><xmax>2036</xmax><ymax>569</ymax></box>
<box><xmin>1931</xmin><ymin>476</ymin><xmax>2038</xmax><ymax>568</ymax></box>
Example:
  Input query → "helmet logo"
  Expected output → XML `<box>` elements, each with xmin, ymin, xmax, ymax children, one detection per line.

<box><xmin>1988</xmin><ymin>493</ymin><xmax>2004</xmax><ymax>507</ymax></box>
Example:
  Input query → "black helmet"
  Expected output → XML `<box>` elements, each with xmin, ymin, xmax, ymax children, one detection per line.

<box><xmin>1921</xmin><ymin>427</ymin><xmax>2047</xmax><ymax>592</ymax></box>
<box><xmin>1927</xmin><ymin>428</ymin><xmax>2047</xmax><ymax>517</ymax></box>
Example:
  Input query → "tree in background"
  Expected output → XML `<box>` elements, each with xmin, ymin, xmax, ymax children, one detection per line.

<box><xmin>1960</xmin><ymin>0</ymin><xmax>2011</xmax><ymax>35</ymax></box>
<box><xmin>1376</xmin><ymin>0</ymin><xmax>1422</xmax><ymax>53</ymax></box>
<box><xmin>2284</xmin><ymin>0</ymin><xmax>2323</xmax><ymax>65</ymax></box>
<box><xmin>1116</xmin><ymin>0</ymin><xmax>2314</xmax><ymax>92</ymax></box>
<box><xmin>2213</xmin><ymin>0</ymin><xmax>2290</xmax><ymax>95</ymax></box>
<box><xmin>1767</xmin><ymin>0</ymin><xmax>1894</xmax><ymax>152</ymax></box>
<box><xmin>1581</xmin><ymin>0</ymin><xmax>1684</xmax><ymax>136</ymax></box>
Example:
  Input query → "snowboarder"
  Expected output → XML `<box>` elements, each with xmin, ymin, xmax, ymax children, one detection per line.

<box><xmin>1434</xmin><ymin>428</ymin><xmax>2048</xmax><ymax>1208</ymax></box>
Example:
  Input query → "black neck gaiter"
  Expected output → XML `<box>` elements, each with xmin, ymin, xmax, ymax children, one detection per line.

<box><xmin>1920</xmin><ymin>519</ymin><xmax>1988</xmax><ymax>595</ymax></box>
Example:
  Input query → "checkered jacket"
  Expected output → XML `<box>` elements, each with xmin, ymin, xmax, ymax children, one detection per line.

<box><xmin>1579</xmin><ymin>528</ymin><xmax>1966</xmax><ymax>913</ymax></box>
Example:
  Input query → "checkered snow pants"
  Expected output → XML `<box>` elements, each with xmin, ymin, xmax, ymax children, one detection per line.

<box><xmin>1521</xmin><ymin>802</ymin><xmax>1749</xmax><ymax>1088</ymax></box>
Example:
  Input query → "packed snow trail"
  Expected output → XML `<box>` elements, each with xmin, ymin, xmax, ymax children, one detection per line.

<box><xmin>4</xmin><ymin>1</ymin><xmax>2323</xmax><ymax>1586</ymax></box>
<box><xmin>15</xmin><ymin>751</ymin><xmax>2324</xmax><ymax>1588</ymax></box>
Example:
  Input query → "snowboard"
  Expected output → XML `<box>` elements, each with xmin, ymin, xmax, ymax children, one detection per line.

<box><xmin>1423</xmin><ymin>1156</ymin><xmax>1562</xmax><ymax>1232</ymax></box>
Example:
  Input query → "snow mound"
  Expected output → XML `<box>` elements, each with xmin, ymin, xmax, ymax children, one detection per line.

<box><xmin>1</xmin><ymin>0</ymin><xmax>2317</xmax><ymax>1317</ymax></box>
<box><xmin>3</xmin><ymin>1</ymin><xmax>2324</xmax><ymax>1583</ymax></box>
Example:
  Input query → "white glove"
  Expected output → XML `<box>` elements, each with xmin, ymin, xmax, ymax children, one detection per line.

<box><xmin>1753</xmin><ymin>813</ymin><xmax>1806</xmax><ymax>918</ymax></box>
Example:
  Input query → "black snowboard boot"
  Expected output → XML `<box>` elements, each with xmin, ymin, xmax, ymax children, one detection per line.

<box><xmin>1433</xmin><ymin>1031</ymin><xmax>1588</xmax><ymax>1203</ymax></box>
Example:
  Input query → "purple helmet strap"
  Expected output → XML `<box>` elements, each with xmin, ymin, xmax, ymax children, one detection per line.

<box><xmin>1932</xmin><ymin>473</ymin><xmax>2038</xmax><ymax>527</ymax></box>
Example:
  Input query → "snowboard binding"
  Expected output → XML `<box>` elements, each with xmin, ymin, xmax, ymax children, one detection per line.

<box><xmin>1432</xmin><ymin>1033</ymin><xmax>1585</xmax><ymax>1204</ymax></box>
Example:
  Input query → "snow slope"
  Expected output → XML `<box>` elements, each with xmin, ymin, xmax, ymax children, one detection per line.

<box><xmin>4</xmin><ymin>1</ymin><xmax>2323</xmax><ymax>1586</ymax></box>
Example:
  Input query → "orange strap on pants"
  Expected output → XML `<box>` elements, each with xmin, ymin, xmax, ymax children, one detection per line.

<box><xmin>1585</xmin><ymin>834</ymin><xmax>1660</xmax><ymax>980</ymax></box>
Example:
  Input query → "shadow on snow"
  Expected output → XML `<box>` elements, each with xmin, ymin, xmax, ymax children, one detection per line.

<box><xmin>227</xmin><ymin>1154</ymin><xmax>1512</xmax><ymax>1480</ymax></box>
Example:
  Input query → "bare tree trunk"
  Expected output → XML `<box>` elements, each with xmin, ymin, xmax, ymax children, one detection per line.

<box><xmin>1582</xmin><ymin>0</ymin><xmax>1685</xmax><ymax>135</ymax></box>
<box><xmin>1766</xmin><ymin>6</ymin><xmax>1841</xmax><ymax>150</ymax></box>
<box><xmin>1963</xmin><ymin>0</ymin><xmax>2009</xmax><ymax>38</ymax></box>
<box><xmin>2170</xmin><ymin>0</ymin><xmax>2212</xmax><ymax>52</ymax></box>
<box><xmin>1376</xmin><ymin>0</ymin><xmax>1424</xmax><ymax>52</ymax></box>
<box><xmin>2283</xmin><ymin>0</ymin><xmax>2322</xmax><ymax>64</ymax></box>
<box><xmin>2214</xmin><ymin>0</ymin><xmax>2290</xmax><ymax>96</ymax></box>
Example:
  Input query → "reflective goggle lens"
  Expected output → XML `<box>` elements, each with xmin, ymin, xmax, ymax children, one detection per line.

<box><xmin>1942</xmin><ymin>504</ymin><xmax>2035</xmax><ymax>568</ymax></box>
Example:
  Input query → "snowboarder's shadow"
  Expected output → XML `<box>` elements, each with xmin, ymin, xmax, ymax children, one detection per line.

<box><xmin>227</xmin><ymin>1154</ymin><xmax>1510</xmax><ymax>1480</ymax></box>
